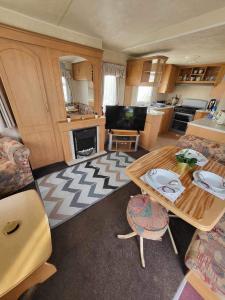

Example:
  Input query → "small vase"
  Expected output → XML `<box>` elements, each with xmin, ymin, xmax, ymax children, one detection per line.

<box><xmin>176</xmin><ymin>162</ymin><xmax>193</xmax><ymax>176</ymax></box>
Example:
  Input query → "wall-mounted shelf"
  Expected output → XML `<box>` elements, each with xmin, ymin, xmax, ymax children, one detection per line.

<box><xmin>176</xmin><ymin>80</ymin><xmax>215</xmax><ymax>84</ymax></box>
<box><xmin>176</xmin><ymin>64</ymin><xmax>225</xmax><ymax>85</ymax></box>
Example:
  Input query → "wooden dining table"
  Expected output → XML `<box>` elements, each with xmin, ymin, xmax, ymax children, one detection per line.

<box><xmin>126</xmin><ymin>146</ymin><xmax>225</xmax><ymax>231</ymax></box>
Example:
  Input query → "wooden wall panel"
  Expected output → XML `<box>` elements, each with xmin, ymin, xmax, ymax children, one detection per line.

<box><xmin>0</xmin><ymin>24</ymin><xmax>103</xmax><ymax>168</ymax></box>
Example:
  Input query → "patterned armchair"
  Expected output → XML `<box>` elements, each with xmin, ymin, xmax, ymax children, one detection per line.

<box><xmin>176</xmin><ymin>134</ymin><xmax>225</xmax><ymax>165</ymax></box>
<box><xmin>0</xmin><ymin>137</ymin><xmax>33</xmax><ymax>197</ymax></box>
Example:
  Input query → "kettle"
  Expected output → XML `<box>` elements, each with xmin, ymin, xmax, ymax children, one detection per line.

<box><xmin>216</xmin><ymin>111</ymin><xmax>225</xmax><ymax>125</ymax></box>
<box><xmin>171</xmin><ymin>95</ymin><xmax>180</xmax><ymax>106</ymax></box>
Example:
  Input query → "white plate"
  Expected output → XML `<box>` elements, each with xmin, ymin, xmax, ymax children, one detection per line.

<box><xmin>193</xmin><ymin>170</ymin><xmax>225</xmax><ymax>194</ymax></box>
<box><xmin>145</xmin><ymin>169</ymin><xmax>183</xmax><ymax>194</ymax></box>
<box><xmin>176</xmin><ymin>148</ymin><xmax>208</xmax><ymax>166</ymax></box>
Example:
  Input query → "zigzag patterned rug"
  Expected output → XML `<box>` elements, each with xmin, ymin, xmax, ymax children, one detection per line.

<box><xmin>37</xmin><ymin>152</ymin><xmax>134</xmax><ymax>228</ymax></box>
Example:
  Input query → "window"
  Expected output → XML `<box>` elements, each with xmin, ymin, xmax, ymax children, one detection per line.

<box><xmin>137</xmin><ymin>86</ymin><xmax>153</xmax><ymax>105</ymax></box>
<box><xmin>103</xmin><ymin>75</ymin><xmax>117</xmax><ymax>110</ymax></box>
<box><xmin>61</xmin><ymin>76</ymin><xmax>72</xmax><ymax>103</ymax></box>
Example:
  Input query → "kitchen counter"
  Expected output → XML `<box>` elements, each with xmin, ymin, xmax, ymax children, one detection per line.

<box><xmin>186</xmin><ymin>118</ymin><xmax>225</xmax><ymax>143</ymax></box>
<box><xmin>139</xmin><ymin>110</ymin><xmax>164</xmax><ymax>150</ymax></box>
<box><xmin>188</xmin><ymin>118</ymin><xmax>225</xmax><ymax>133</ymax></box>
<box><xmin>149</xmin><ymin>105</ymin><xmax>174</xmax><ymax>110</ymax></box>
<box><xmin>196</xmin><ymin>109</ymin><xmax>209</xmax><ymax>113</ymax></box>
<box><xmin>148</xmin><ymin>109</ymin><xmax>165</xmax><ymax>115</ymax></box>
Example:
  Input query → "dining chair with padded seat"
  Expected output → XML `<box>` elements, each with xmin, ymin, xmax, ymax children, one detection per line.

<box><xmin>117</xmin><ymin>194</ymin><xmax>170</xmax><ymax>268</ymax></box>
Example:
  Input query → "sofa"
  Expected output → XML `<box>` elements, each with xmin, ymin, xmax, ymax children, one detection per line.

<box><xmin>0</xmin><ymin>137</ymin><xmax>33</xmax><ymax>197</ymax></box>
<box><xmin>176</xmin><ymin>134</ymin><xmax>225</xmax><ymax>166</ymax></box>
<box><xmin>185</xmin><ymin>216</ymin><xmax>225</xmax><ymax>299</ymax></box>
<box><xmin>176</xmin><ymin>134</ymin><xmax>225</xmax><ymax>299</ymax></box>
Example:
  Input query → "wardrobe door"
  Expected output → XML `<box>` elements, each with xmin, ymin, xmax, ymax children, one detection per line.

<box><xmin>0</xmin><ymin>39</ymin><xmax>59</xmax><ymax>169</ymax></box>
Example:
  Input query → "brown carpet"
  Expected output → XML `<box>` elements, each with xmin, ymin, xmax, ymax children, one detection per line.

<box><xmin>28</xmin><ymin>146</ymin><xmax>193</xmax><ymax>300</ymax></box>
<box><xmin>32</xmin><ymin>181</ymin><xmax>183</xmax><ymax>300</ymax></box>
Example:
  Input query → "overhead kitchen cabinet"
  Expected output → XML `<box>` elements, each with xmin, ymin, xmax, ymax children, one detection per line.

<box><xmin>158</xmin><ymin>64</ymin><xmax>178</xmax><ymax>93</ymax></box>
<box><xmin>72</xmin><ymin>61</ymin><xmax>93</xmax><ymax>81</ymax></box>
<box><xmin>126</xmin><ymin>57</ymin><xmax>167</xmax><ymax>86</ymax></box>
<box><xmin>126</xmin><ymin>59</ymin><xmax>145</xmax><ymax>85</ymax></box>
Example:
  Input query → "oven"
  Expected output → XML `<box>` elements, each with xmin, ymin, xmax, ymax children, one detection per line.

<box><xmin>171</xmin><ymin>112</ymin><xmax>194</xmax><ymax>133</ymax></box>
<box><xmin>171</xmin><ymin>99</ymin><xmax>208</xmax><ymax>134</ymax></box>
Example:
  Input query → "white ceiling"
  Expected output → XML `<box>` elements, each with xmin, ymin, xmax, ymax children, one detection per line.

<box><xmin>132</xmin><ymin>24</ymin><xmax>225</xmax><ymax>65</ymax></box>
<box><xmin>1</xmin><ymin>0</ymin><xmax>225</xmax><ymax>64</ymax></box>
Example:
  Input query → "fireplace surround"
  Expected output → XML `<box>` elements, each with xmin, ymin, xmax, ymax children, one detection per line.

<box><xmin>72</xmin><ymin>126</ymin><xmax>98</xmax><ymax>159</ymax></box>
<box><xmin>58</xmin><ymin>117</ymin><xmax>106</xmax><ymax>165</ymax></box>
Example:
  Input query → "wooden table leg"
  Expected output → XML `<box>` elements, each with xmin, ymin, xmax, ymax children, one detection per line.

<box><xmin>1</xmin><ymin>263</ymin><xmax>56</xmax><ymax>300</ymax></box>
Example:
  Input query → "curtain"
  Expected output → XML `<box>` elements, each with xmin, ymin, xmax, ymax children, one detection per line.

<box><xmin>102</xmin><ymin>63</ymin><xmax>126</xmax><ymax>109</ymax></box>
<box><xmin>103</xmin><ymin>75</ymin><xmax>117</xmax><ymax>106</ymax></box>
<box><xmin>0</xmin><ymin>86</ymin><xmax>15</xmax><ymax>129</ymax></box>
<box><xmin>103</xmin><ymin>63</ymin><xmax>126</xmax><ymax>78</ymax></box>
<box><xmin>60</xmin><ymin>62</ymin><xmax>73</xmax><ymax>103</ymax></box>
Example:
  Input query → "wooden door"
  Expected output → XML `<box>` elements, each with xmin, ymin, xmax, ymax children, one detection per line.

<box><xmin>0</xmin><ymin>39</ymin><xmax>59</xmax><ymax>169</ymax></box>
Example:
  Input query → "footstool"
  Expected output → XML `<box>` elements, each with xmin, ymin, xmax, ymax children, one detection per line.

<box><xmin>117</xmin><ymin>194</ymin><xmax>169</xmax><ymax>268</ymax></box>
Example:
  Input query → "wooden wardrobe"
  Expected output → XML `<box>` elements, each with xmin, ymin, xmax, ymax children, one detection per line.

<box><xmin>0</xmin><ymin>24</ymin><xmax>103</xmax><ymax>169</ymax></box>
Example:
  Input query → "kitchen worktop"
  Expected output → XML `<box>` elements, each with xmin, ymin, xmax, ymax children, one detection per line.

<box><xmin>147</xmin><ymin>109</ymin><xmax>165</xmax><ymax>115</ymax></box>
<box><xmin>196</xmin><ymin>109</ymin><xmax>209</xmax><ymax>113</ymax></box>
<box><xmin>149</xmin><ymin>105</ymin><xmax>174</xmax><ymax>110</ymax></box>
<box><xmin>188</xmin><ymin>118</ymin><xmax>225</xmax><ymax>133</ymax></box>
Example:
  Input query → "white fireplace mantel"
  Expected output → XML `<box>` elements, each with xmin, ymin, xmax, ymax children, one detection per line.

<box><xmin>58</xmin><ymin>117</ymin><xmax>106</xmax><ymax>165</ymax></box>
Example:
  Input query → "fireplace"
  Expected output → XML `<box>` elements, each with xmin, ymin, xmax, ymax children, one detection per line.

<box><xmin>71</xmin><ymin>126</ymin><xmax>98</xmax><ymax>159</ymax></box>
<box><xmin>59</xmin><ymin>117</ymin><xmax>106</xmax><ymax>166</ymax></box>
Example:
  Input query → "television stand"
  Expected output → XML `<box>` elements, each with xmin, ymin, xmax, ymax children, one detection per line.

<box><xmin>108</xmin><ymin>130</ymin><xmax>140</xmax><ymax>152</ymax></box>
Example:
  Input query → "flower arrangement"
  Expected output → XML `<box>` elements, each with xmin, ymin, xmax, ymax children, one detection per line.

<box><xmin>176</xmin><ymin>149</ymin><xmax>197</xmax><ymax>168</ymax></box>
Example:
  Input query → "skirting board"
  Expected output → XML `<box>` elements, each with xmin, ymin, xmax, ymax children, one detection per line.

<box><xmin>66</xmin><ymin>151</ymin><xmax>107</xmax><ymax>166</ymax></box>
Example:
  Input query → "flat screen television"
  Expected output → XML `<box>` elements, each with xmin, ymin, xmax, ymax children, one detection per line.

<box><xmin>105</xmin><ymin>106</ymin><xmax>147</xmax><ymax>131</ymax></box>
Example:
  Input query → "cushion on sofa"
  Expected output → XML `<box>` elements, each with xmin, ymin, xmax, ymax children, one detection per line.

<box><xmin>176</xmin><ymin>134</ymin><xmax>225</xmax><ymax>165</ymax></box>
<box><xmin>0</xmin><ymin>137</ymin><xmax>33</xmax><ymax>197</ymax></box>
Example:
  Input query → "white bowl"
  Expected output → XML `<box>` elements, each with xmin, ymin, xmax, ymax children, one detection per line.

<box><xmin>193</xmin><ymin>170</ymin><xmax>225</xmax><ymax>194</ymax></box>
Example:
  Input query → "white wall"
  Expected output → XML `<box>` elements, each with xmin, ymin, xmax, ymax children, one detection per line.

<box><xmin>103</xmin><ymin>49</ymin><xmax>128</xmax><ymax>65</ymax></box>
<box><xmin>165</xmin><ymin>84</ymin><xmax>225</xmax><ymax>111</ymax></box>
<box><xmin>167</xmin><ymin>84</ymin><xmax>213</xmax><ymax>101</ymax></box>
<box><xmin>218</xmin><ymin>99</ymin><xmax>225</xmax><ymax>110</ymax></box>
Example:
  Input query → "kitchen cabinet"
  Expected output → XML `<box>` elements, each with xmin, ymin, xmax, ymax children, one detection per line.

<box><xmin>126</xmin><ymin>57</ymin><xmax>168</xmax><ymax>86</ymax></box>
<box><xmin>157</xmin><ymin>107</ymin><xmax>174</xmax><ymax>134</ymax></box>
<box><xmin>139</xmin><ymin>113</ymin><xmax>163</xmax><ymax>150</ymax></box>
<box><xmin>177</xmin><ymin>64</ymin><xmax>225</xmax><ymax>85</ymax></box>
<box><xmin>72</xmin><ymin>61</ymin><xmax>93</xmax><ymax>81</ymax></box>
<box><xmin>158</xmin><ymin>64</ymin><xmax>178</xmax><ymax>93</ymax></box>
<box><xmin>126</xmin><ymin>60</ymin><xmax>144</xmax><ymax>85</ymax></box>
<box><xmin>186</xmin><ymin>119</ymin><xmax>225</xmax><ymax>143</ymax></box>
<box><xmin>194</xmin><ymin>111</ymin><xmax>209</xmax><ymax>120</ymax></box>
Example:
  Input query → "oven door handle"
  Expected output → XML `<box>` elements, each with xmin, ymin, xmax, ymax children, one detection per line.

<box><xmin>174</xmin><ymin>112</ymin><xmax>193</xmax><ymax>117</ymax></box>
